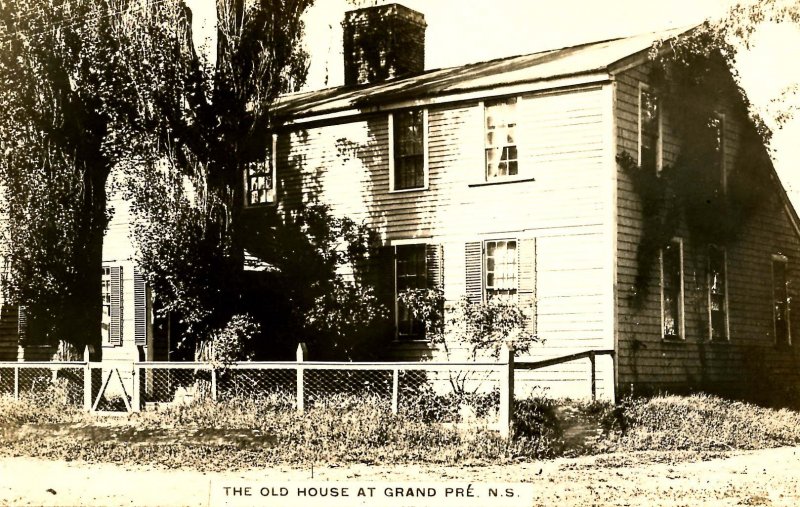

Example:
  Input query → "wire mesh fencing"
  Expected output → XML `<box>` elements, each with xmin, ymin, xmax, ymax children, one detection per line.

<box><xmin>130</xmin><ymin>361</ymin><xmax>510</xmax><ymax>429</ymax></box>
<box><xmin>0</xmin><ymin>363</ymin><xmax>86</xmax><ymax>407</ymax></box>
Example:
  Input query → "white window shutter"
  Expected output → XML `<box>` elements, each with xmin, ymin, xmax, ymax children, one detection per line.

<box><xmin>425</xmin><ymin>244</ymin><xmax>443</xmax><ymax>289</ymax></box>
<box><xmin>17</xmin><ymin>305</ymin><xmax>27</xmax><ymax>343</ymax></box>
<box><xmin>518</xmin><ymin>238</ymin><xmax>537</xmax><ymax>335</ymax></box>
<box><xmin>465</xmin><ymin>242</ymin><xmax>482</xmax><ymax>304</ymax></box>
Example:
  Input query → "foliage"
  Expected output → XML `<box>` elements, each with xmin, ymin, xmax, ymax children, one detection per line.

<box><xmin>512</xmin><ymin>397</ymin><xmax>564</xmax><ymax>457</ymax></box>
<box><xmin>399</xmin><ymin>289</ymin><xmax>536</xmax><ymax>360</ymax></box>
<box><xmin>0</xmin><ymin>0</ymin><xmax>137</xmax><ymax>355</ymax></box>
<box><xmin>248</xmin><ymin>202</ymin><xmax>388</xmax><ymax>360</ymax></box>
<box><xmin>111</xmin><ymin>0</ymin><xmax>314</xmax><ymax>355</ymax></box>
<box><xmin>619</xmin><ymin>18</ymin><xmax>779</xmax><ymax>306</ymax></box>
<box><xmin>196</xmin><ymin>313</ymin><xmax>260</xmax><ymax>365</ymax></box>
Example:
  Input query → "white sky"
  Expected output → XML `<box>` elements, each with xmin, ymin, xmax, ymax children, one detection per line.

<box><xmin>188</xmin><ymin>0</ymin><xmax>800</xmax><ymax>205</ymax></box>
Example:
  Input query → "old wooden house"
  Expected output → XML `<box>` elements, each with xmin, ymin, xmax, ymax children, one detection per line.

<box><xmin>2</xmin><ymin>3</ymin><xmax>798</xmax><ymax>404</ymax></box>
<box><xmin>250</xmin><ymin>3</ymin><xmax>800</xmax><ymax>401</ymax></box>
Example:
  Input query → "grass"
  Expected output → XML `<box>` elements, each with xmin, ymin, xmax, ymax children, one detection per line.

<box><xmin>1</xmin><ymin>390</ymin><xmax>800</xmax><ymax>471</ymax></box>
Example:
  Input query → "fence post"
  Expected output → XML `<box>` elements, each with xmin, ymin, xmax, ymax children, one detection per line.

<box><xmin>391</xmin><ymin>368</ymin><xmax>399</xmax><ymax>415</ymax></box>
<box><xmin>131</xmin><ymin>364</ymin><xmax>141</xmax><ymax>412</ymax></box>
<box><xmin>13</xmin><ymin>365</ymin><xmax>19</xmax><ymax>400</ymax></box>
<box><xmin>211</xmin><ymin>368</ymin><xmax>218</xmax><ymax>402</ymax></box>
<box><xmin>296</xmin><ymin>343</ymin><xmax>307</xmax><ymax>414</ymax></box>
<box><xmin>589</xmin><ymin>351</ymin><xmax>597</xmax><ymax>401</ymax></box>
<box><xmin>498</xmin><ymin>342</ymin><xmax>514</xmax><ymax>439</ymax></box>
<box><xmin>83</xmin><ymin>346</ymin><xmax>92</xmax><ymax>411</ymax></box>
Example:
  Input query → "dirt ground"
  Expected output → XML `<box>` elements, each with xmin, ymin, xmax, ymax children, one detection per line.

<box><xmin>1</xmin><ymin>447</ymin><xmax>798</xmax><ymax>507</ymax></box>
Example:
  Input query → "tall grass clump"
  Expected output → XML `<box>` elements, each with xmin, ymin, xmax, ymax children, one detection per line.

<box><xmin>0</xmin><ymin>391</ymin><xmax>83</xmax><ymax>426</ymax></box>
<box><xmin>620</xmin><ymin>393</ymin><xmax>800</xmax><ymax>451</ymax></box>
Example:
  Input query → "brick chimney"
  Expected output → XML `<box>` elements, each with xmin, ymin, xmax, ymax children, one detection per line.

<box><xmin>342</xmin><ymin>3</ymin><xmax>426</xmax><ymax>86</ymax></box>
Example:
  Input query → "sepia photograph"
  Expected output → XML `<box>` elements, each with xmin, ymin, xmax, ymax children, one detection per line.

<box><xmin>0</xmin><ymin>0</ymin><xmax>799</xmax><ymax>505</ymax></box>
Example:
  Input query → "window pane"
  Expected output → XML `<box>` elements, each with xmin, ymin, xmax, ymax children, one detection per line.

<box><xmin>485</xmin><ymin>98</ymin><xmax>518</xmax><ymax>179</ymax></box>
<box><xmin>773</xmin><ymin>258</ymin><xmax>789</xmax><ymax>345</ymax></box>
<box><xmin>486</xmin><ymin>240</ymin><xmax>517</xmax><ymax>298</ymax></box>
<box><xmin>394</xmin><ymin>110</ymin><xmax>425</xmax><ymax>190</ymax></box>
<box><xmin>640</xmin><ymin>89</ymin><xmax>659</xmax><ymax>173</ymax></box>
<box><xmin>662</xmin><ymin>241</ymin><xmax>682</xmax><ymax>340</ymax></box>
<box><xmin>396</xmin><ymin>244</ymin><xmax>427</xmax><ymax>340</ymax></box>
<box><xmin>708</xmin><ymin>246</ymin><xmax>727</xmax><ymax>340</ymax></box>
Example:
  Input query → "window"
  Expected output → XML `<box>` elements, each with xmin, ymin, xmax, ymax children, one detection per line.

<box><xmin>102</xmin><ymin>266</ymin><xmax>122</xmax><ymax>346</ymax></box>
<box><xmin>391</xmin><ymin>109</ymin><xmax>426</xmax><ymax>190</ymax></box>
<box><xmin>639</xmin><ymin>86</ymin><xmax>660</xmax><ymax>173</ymax></box>
<box><xmin>101</xmin><ymin>267</ymin><xmax>111</xmax><ymax>343</ymax></box>
<box><xmin>707</xmin><ymin>245</ymin><xmax>729</xmax><ymax>340</ymax></box>
<box><xmin>661</xmin><ymin>239</ymin><xmax>684</xmax><ymax>340</ymax></box>
<box><xmin>772</xmin><ymin>255</ymin><xmax>791</xmax><ymax>346</ymax></box>
<box><xmin>246</xmin><ymin>135</ymin><xmax>276</xmax><ymax>206</ymax></box>
<box><xmin>485</xmin><ymin>98</ymin><xmax>518</xmax><ymax>179</ymax></box>
<box><xmin>485</xmin><ymin>240</ymin><xmax>517</xmax><ymax>299</ymax></box>
<box><xmin>395</xmin><ymin>244</ymin><xmax>427</xmax><ymax>340</ymax></box>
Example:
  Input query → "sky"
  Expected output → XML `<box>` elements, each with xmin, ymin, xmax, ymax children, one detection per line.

<box><xmin>187</xmin><ymin>0</ymin><xmax>800</xmax><ymax>204</ymax></box>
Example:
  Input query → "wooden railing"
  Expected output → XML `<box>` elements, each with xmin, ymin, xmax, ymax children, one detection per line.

<box><xmin>515</xmin><ymin>349</ymin><xmax>615</xmax><ymax>401</ymax></box>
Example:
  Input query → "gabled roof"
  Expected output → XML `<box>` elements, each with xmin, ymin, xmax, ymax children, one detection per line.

<box><xmin>275</xmin><ymin>25</ymin><xmax>690</xmax><ymax>121</ymax></box>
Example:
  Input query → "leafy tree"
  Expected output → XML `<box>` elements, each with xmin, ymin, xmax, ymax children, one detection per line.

<box><xmin>108</xmin><ymin>0</ymin><xmax>314</xmax><ymax>357</ymax></box>
<box><xmin>0</xmin><ymin>0</ymin><xmax>137</xmax><ymax>358</ymax></box>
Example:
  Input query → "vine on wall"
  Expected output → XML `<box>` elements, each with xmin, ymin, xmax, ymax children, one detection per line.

<box><xmin>621</xmin><ymin>39</ymin><xmax>773</xmax><ymax>307</ymax></box>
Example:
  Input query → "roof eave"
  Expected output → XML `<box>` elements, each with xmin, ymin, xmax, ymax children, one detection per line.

<box><xmin>276</xmin><ymin>70</ymin><xmax>612</xmax><ymax>127</ymax></box>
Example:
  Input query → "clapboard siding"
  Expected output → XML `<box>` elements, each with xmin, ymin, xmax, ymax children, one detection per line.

<box><xmin>277</xmin><ymin>85</ymin><xmax>616</xmax><ymax>399</ymax></box>
<box><xmin>615</xmin><ymin>63</ymin><xmax>800</xmax><ymax>401</ymax></box>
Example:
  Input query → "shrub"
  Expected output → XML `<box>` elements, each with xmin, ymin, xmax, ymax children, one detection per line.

<box><xmin>512</xmin><ymin>397</ymin><xmax>563</xmax><ymax>457</ymax></box>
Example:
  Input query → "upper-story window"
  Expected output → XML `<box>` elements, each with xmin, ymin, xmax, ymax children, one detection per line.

<box><xmin>485</xmin><ymin>97</ymin><xmax>518</xmax><ymax>179</ymax></box>
<box><xmin>639</xmin><ymin>86</ymin><xmax>660</xmax><ymax>173</ymax></box>
<box><xmin>708</xmin><ymin>114</ymin><xmax>725</xmax><ymax>193</ymax></box>
<box><xmin>391</xmin><ymin>109</ymin><xmax>427</xmax><ymax>191</ymax></box>
<box><xmin>246</xmin><ymin>135</ymin><xmax>277</xmax><ymax>206</ymax></box>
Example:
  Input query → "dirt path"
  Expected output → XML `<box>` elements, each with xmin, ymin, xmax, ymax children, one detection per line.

<box><xmin>1</xmin><ymin>447</ymin><xmax>798</xmax><ymax>506</ymax></box>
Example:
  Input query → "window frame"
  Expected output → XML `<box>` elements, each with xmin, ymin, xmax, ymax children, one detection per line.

<box><xmin>393</xmin><ymin>241</ymin><xmax>429</xmax><ymax>342</ymax></box>
<box><xmin>638</xmin><ymin>83</ymin><xmax>662</xmax><ymax>174</ymax></box>
<box><xmin>244</xmin><ymin>133</ymin><xmax>278</xmax><ymax>207</ymax></box>
<box><xmin>709</xmin><ymin>112</ymin><xmax>727</xmax><ymax>194</ymax></box>
<box><xmin>484</xmin><ymin>238</ymin><xmax>518</xmax><ymax>301</ymax></box>
<box><xmin>660</xmin><ymin>237</ymin><xmax>685</xmax><ymax>341</ymax></box>
<box><xmin>483</xmin><ymin>97</ymin><xmax>520</xmax><ymax>181</ymax></box>
<box><xmin>388</xmin><ymin>109</ymin><xmax>429</xmax><ymax>193</ymax></box>
<box><xmin>772</xmin><ymin>254</ymin><xmax>791</xmax><ymax>346</ymax></box>
<box><xmin>707</xmin><ymin>244</ymin><xmax>730</xmax><ymax>342</ymax></box>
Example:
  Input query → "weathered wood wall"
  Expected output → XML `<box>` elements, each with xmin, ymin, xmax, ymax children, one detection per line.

<box><xmin>615</xmin><ymin>62</ymin><xmax>800</xmax><ymax>404</ymax></box>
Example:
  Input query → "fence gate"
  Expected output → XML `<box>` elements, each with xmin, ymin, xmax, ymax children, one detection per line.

<box><xmin>90</xmin><ymin>366</ymin><xmax>133</xmax><ymax>413</ymax></box>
